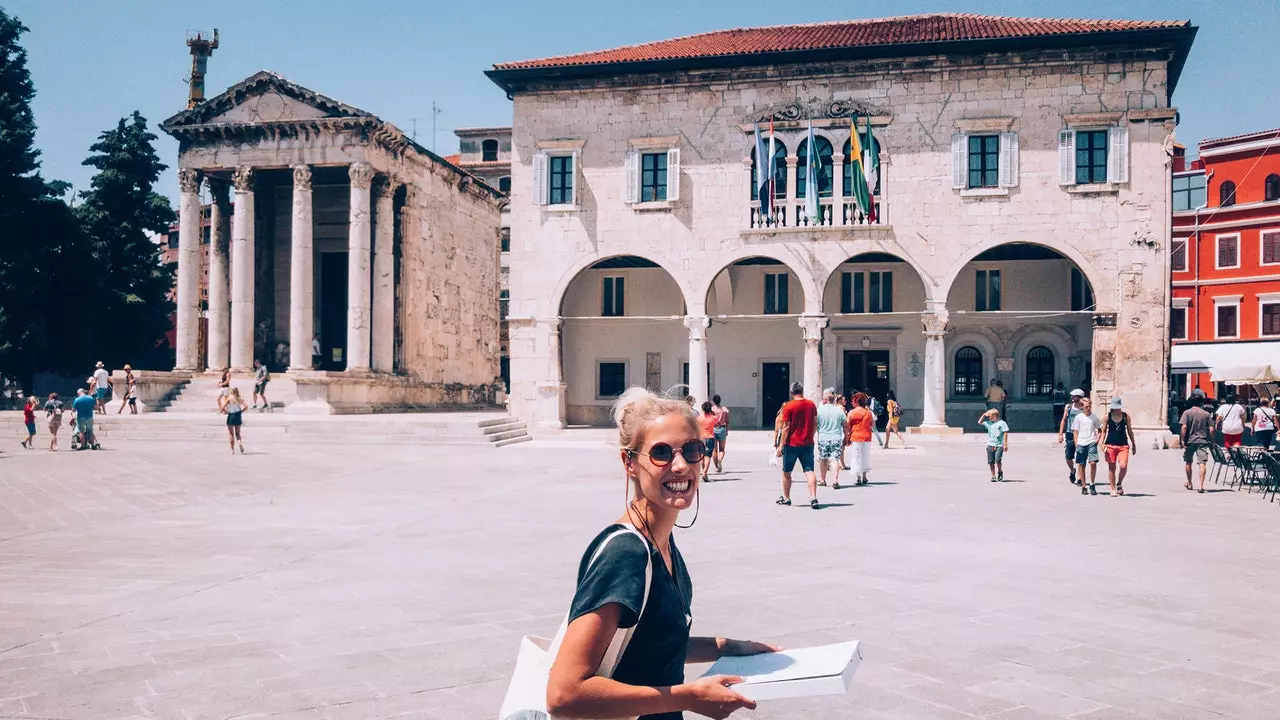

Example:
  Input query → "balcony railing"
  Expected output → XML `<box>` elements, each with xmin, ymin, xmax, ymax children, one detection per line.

<box><xmin>749</xmin><ymin>197</ymin><xmax>883</xmax><ymax>229</ymax></box>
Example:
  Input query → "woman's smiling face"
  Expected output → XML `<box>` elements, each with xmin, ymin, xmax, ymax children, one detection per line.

<box><xmin>624</xmin><ymin>412</ymin><xmax>700</xmax><ymax>514</ymax></box>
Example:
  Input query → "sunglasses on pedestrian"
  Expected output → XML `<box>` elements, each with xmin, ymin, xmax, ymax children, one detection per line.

<box><xmin>628</xmin><ymin>440</ymin><xmax>706</xmax><ymax>467</ymax></box>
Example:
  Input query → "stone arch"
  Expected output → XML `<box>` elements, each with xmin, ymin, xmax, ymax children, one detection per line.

<box><xmin>819</xmin><ymin>250</ymin><xmax>932</xmax><ymax>312</ymax></box>
<box><xmin>696</xmin><ymin>251</ymin><xmax>821</xmax><ymax>315</ymax></box>
<box><xmin>946</xmin><ymin>329</ymin><xmax>1000</xmax><ymax>400</ymax></box>
<box><xmin>1008</xmin><ymin>325</ymin><xmax>1075</xmax><ymax>400</ymax></box>
<box><xmin>937</xmin><ymin>240</ymin><xmax>1104</xmax><ymax>310</ymax></box>
<box><xmin>550</xmin><ymin>252</ymin><xmax>693</xmax><ymax>318</ymax></box>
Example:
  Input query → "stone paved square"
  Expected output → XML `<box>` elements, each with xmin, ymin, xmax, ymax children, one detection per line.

<box><xmin>1</xmin><ymin>433</ymin><xmax>1279</xmax><ymax>719</ymax></box>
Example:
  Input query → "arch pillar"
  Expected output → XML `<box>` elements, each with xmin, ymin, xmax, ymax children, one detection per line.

<box><xmin>798</xmin><ymin>315</ymin><xmax>828</xmax><ymax>401</ymax></box>
<box><xmin>684</xmin><ymin>316</ymin><xmax>710</xmax><ymax>406</ymax></box>
<box><xmin>534</xmin><ymin>317</ymin><xmax>566</xmax><ymax>431</ymax></box>
<box><xmin>919</xmin><ymin>305</ymin><xmax>951</xmax><ymax>431</ymax></box>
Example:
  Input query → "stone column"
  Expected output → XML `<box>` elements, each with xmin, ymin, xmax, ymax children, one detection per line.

<box><xmin>206</xmin><ymin>179</ymin><xmax>231</xmax><ymax>371</ymax></box>
<box><xmin>229</xmin><ymin>165</ymin><xmax>255</xmax><ymax>372</ymax></box>
<box><xmin>684</xmin><ymin>315</ymin><xmax>710</xmax><ymax>405</ymax></box>
<box><xmin>831</xmin><ymin>153</ymin><xmax>845</xmax><ymax>226</ymax></box>
<box><xmin>174</xmin><ymin>169</ymin><xmax>202</xmax><ymax>370</ymax></box>
<box><xmin>288</xmin><ymin>165</ymin><xmax>314</xmax><ymax>372</ymax></box>
<box><xmin>535</xmin><ymin>317</ymin><xmax>566</xmax><ymax>431</ymax></box>
<box><xmin>799</xmin><ymin>315</ymin><xmax>828</xmax><ymax>401</ymax></box>
<box><xmin>345</xmin><ymin>163</ymin><xmax>375</xmax><ymax>372</ymax></box>
<box><xmin>371</xmin><ymin>179</ymin><xmax>397</xmax><ymax>373</ymax></box>
<box><xmin>920</xmin><ymin>309</ymin><xmax>950</xmax><ymax>429</ymax></box>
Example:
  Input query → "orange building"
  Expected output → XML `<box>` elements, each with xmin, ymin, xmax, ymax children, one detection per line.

<box><xmin>1170</xmin><ymin>128</ymin><xmax>1280</xmax><ymax>397</ymax></box>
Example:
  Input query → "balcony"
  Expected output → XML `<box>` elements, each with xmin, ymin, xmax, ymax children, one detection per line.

<box><xmin>747</xmin><ymin>197</ymin><xmax>886</xmax><ymax>236</ymax></box>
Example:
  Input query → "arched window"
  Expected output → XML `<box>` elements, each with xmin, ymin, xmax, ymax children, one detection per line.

<box><xmin>954</xmin><ymin>346</ymin><xmax>983</xmax><ymax>396</ymax></box>
<box><xmin>796</xmin><ymin>136</ymin><xmax>834</xmax><ymax>198</ymax></box>
<box><xmin>1265</xmin><ymin>174</ymin><xmax>1280</xmax><ymax>202</ymax></box>
<box><xmin>498</xmin><ymin>176</ymin><xmax>511</xmax><ymax>194</ymax></box>
<box><xmin>750</xmin><ymin>139</ymin><xmax>788</xmax><ymax>200</ymax></box>
<box><xmin>1025</xmin><ymin>346</ymin><xmax>1055</xmax><ymax>396</ymax></box>
<box><xmin>482</xmin><ymin>139</ymin><xmax>499</xmax><ymax>162</ymax></box>
<box><xmin>842</xmin><ymin>138</ymin><xmax>882</xmax><ymax>196</ymax></box>
<box><xmin>1220</xmin><ymin>180</ymin><xmax>1237</xmax><ymax>207</ymax></box>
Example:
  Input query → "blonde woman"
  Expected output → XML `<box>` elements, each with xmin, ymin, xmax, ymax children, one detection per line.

<box><xmin>545</xmin><ymin>387</ymin><xmax>776</xmax><ymax>719</ymax></box>
<box><xmin>221</xmin><ymin>387</ymin><xmax>246</xmax><ymax>454</ymax></box>
<box><xmin>883</xmin><ymin>390</ymin><xmax>908</xmax><ymax>449</ymax></box>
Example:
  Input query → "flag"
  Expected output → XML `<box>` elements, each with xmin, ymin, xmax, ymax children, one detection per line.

<box><xmin>768</xmin><ymin>119</ymin><xmax>777</xmax><ymax>222</ymax></box>
<box><xmin>847</xmin><ymin>114</ymin><xmax>872</xmax><ymax>222</ymax></box>
<box><xmin>753</xmin><ymin>122</ymin><xmax>771</xmax><ymax>221</ymax></box>
<box><xmin>862</xmin><ymin>115</ymin><xmax>879</xmax><ymax>223</ymax></box>
<box><xmin>804</xmin><ymin>120</ymin><xmax>821</xmax><ymax>225</ymax></box>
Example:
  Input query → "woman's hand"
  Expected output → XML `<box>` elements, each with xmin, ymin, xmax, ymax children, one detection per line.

<box><xmin>719</xmin><ymin>638</ymin><xmax>781</xmax><ymax>656</ymax></box>
<box><xmin>676</xmin><ymin>675</ymin><xmax>757</xmax><ymax>719</ymax></box>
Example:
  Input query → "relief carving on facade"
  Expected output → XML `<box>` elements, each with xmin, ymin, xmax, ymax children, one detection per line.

<box><xmin>349</xmin><ymin>162</ymin><xmax>375</xmax><ymax>189</ymax></box>
<box><xmin>232</xmin><ymin>165</ymin><xmax>254</xmax><ymax>192</ymax></box>
<box><xmin>748</xmin><ymin>98</ymin><xmax>886</xmax><ymax>124</ymax></box>
<box><xmin>292</xmin><ymin>165</ymin><xmax>312</xmax><ymax>190</ymax></box>
<box><xmin>178</xmin><ymin>168</ymin><xmax>201</xmax><ymax>194</ymax></box>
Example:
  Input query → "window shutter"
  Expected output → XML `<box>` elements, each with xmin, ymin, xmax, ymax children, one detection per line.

<box><xmin>624</xmin><ymin>150</ymin><xmax>639</xmax><ymax>204</ymax></box>
<box><xmin>666</xmin><ymin>147</ymin><xmax>681</xmax><ymax>202</ymax></box>
<box><xmin>570</xmin><ymin>150</ymin><xmax>581</xmax><ymax>206</ymax></box>
<box><xmin>1058</xmin><ymin>130</ymin><xmax>1075</xmax><ymax>185</ymax></box>
<box><xmin>951</xmin><ymin>134</ymin><xmax>966</xmax><ymax>189</ymax></box>
<box><xmin>532</xmin><ymin>152</ymin><xmax>548</xmax><ymax>206</ymax></box>
<box><xmin>998</xmin><ymin>132</ymin><xmax>1019</xmax><ymax>188</ymax></box>
<box><xmin>1108</xmin><ymin>126</ymin><xmax>1129</xmax><ymax>184</ymax></box>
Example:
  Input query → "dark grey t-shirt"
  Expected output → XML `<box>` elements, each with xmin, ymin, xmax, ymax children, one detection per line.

<box><xmin>1180</xmin><ymin>406</ymin><xmax>1213</xmax><ymax>445</ymax></box>
<box><xmin>567</xmin><ymin>525</ymin><xmax>693</xmax><ymax>720</ymax></box>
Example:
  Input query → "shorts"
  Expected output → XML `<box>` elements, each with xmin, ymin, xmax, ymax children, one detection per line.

<box><xmin>94</xmin><ymin>388</ymin><xmax>107</xmax><ymax>401</ymax></box>
<box><xmin>781</xmin><ymin>444</ymin><xmax>815</xmax><ymax>474</ymax></box>
<box><xmin>77</xmin><ymin>417</ymin><xmax>94</xmax><ymax>437</ymax></box>
<box><xmin>817</xmin><ymin>438</ymin><xmax>843</xmax><ymax>461</ymax></box>
<box><xmin>713</xmin><ymin>425</ymin><xmax>728</xmax><ymax>441</ymax></box>
<box><xmin>227</xmin><ymin>412</ymin><xmax>243</xmax><ymax>427</ymax></box>
<box><xmin>1074</xmin><ymin>443</ymin><xmax>1099</xmax><ymax>465</ymax></box>
<box><xmin>848</xmin><ymin>441</ymin><xmax>872</xmax><ymax>475</ymax></box>
<box><xmin>24</xmin><ymin>422</ymin><xmax>35</xmax><ymax>435</ymax></box>
<box><xmin>127</xmin><ymin>396</ymin><xmax>137</xmax><ymax>405</ymax></box>
<box><xmin>1064</xmin><ymin>439</ymin><xmax>1076</xmax><ymax>462</ymax></box>
<box><xmin>1183</xmin><ymin>443</ymin><xmax>1209</xmax><ymax>465</ymax></box>
<box><xmin>986</xmin><ymin>445</ymin><xmax>1004</xmax><ymax>464</ymax></box>
<box><xmin>254</xmin><ymin>382</ymin><xmax>268</xmax><ymax>394</ymax></box>
<box><xmin>48</xmin><ymin>417</ymin><xmax>61</xmax><ymax>433</ymax></box>
<box><xmin>703</xmin><ymin>438</ymin><xmax>716</xmax><ymax>456</ymax></box>
<box><xmin>1104</xmin><ymin>444</ymin><xmax>1129</xmax><ymax>467</ymax></box>
<box><xmin>1222</xmin><ymin>432</ymin><xmax>1243</xmax><ymax>448</ymax></box>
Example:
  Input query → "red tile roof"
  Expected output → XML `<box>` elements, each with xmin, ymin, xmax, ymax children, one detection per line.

<box><xmin>443</xmin><ymin>153</ymin><xmax>462</xmax><ymax>164</ymax></box>
<box><xmin>1200</xmin><ymin>127</ymin><xmax>1280</xmax><ymax>148</ymax></box>
<box><xmin>493</xmin><ymin>13</ymin><xmax>1190</xmax><ymax>71</ymax></box>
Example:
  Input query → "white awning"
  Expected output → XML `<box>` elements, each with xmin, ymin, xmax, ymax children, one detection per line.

<box><xmin>1210</xmin><ymin>365</ymin><xmax>1280</xmax><ymax>384</ymax></box>
<box><xmin>1171</xmin><ymin>341</ymin><xmax>1280</xmax><ymax>377</ymax></box>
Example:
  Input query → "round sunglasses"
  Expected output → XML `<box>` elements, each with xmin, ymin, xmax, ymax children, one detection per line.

<box><xmin>629</xmin><ymin>439</ymin><xmax>706</xmax><ymax>467</ymax></box>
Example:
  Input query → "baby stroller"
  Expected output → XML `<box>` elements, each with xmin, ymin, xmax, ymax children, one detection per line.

<box><xmin>69</xmin><ymin>417</ymin><xmax>100</xmax><ymax>451</ymax></box>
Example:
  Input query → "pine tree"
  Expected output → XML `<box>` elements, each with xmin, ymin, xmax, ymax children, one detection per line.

<box><xmin>76</xmin><ymin>111</ymin><xmax>176</xmax><ymax>368</ymax></box>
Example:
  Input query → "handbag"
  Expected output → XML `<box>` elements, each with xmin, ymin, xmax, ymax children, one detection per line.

<box><xmin>498</xmin><ymin>526</ymin><xmax>654</xmax><ymax>720</ymax></box>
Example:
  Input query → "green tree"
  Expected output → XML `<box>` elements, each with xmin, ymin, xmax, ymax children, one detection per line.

<box><xmin>76</xmin><ymin>111</ymin><xmax>176</xmax><ymax>369</ymax></box>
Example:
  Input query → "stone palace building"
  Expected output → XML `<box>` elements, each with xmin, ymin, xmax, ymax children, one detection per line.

<box><xmin>489</xmin><ymin>13</ymin><xmax>1197</xmax><ymax>433</ymax></box>
<box><xmin>161</xmin><ymin>72</ymin><xmax>504</xmax><ymax>412</ymax></box>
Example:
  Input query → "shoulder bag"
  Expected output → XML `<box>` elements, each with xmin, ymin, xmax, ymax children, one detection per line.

<box><xmin>498</xmin><ymin>526</ymin><xmax>654</xmax><ymax>720</ymax></box>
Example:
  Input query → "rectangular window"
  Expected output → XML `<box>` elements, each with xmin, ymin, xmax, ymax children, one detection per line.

<box><xmin>967</xmin><ymin>135</ymin><xmax>1000</xmax><ymax>189</ymax></box>
<box><xmin>1070</xmin><ymin>268</ymin><xmax>1094</xmax><ymax>311</ymax></box>
<box><xmin>549</xmin><ymin>155</ymin><xmax>574</xmax><ymax>205</ymax></box>
<box><xmin>852</xmin><ymin>272</ymin><xmax>865</xmax><ymax>313</ymax></box>
<box><xmin>1075</xmin><ymin>130</ymin><xmax>1108</xmax><ymax>185</ymax></box>
<box><xmin>1263</xmin><ymin>303</ymin><xmax>1280</xmax><ymax>337</ymax></box>
<box><xmin>1172</xmin><ymin>174</ymin><xmax>1207</xmax><ymax>211</ymax></box>
<box><xmin>840</xmin><ymin>272</ymin><xmax>852</xmax><ymax>314</ymax></box>
<box><xmin>1171</xmin><ymin>239</ymin><xmax>1187</xmax><ymax>271</ymax></box>
<box><xmin>499</xmin><ymin>228</ymin><xmax>510</xmax><ymax>253</ymax></box>
<box><xmin>869</xmin><ymin>271</ymin><xmax>893</xmax><ymax>313</ymax></box>
<box><xmin>601</xmin><ymin>276</ymin><xmax>624</xmax><ymax>317</ymax></box>
<box><xmin>597</xmin><ymin>362</ymin><xmax>627</xmax><ymax>399</ymax></box>
<box><xmin>975</xmin><ymin>269</ymin><xmax>1001</xmax><ymax>312</ymax></box>
<box><xmin>1216</xmin><ymin>304</ymin><xmax>1239</xmax><ymax>339</ymax></box>
<box><xmin>1217</xmin><ymin>235</ymin><xmax>1239</xmax><ymax>269</ymax></box>
<box><xmin>640</xmin><ymin>152</ymin><xmax>667</xmax><ymax>202</ymax></box>
<box><xmin>764</xmin><ymin>273</ymin><xmax>789</xmax><ymax>315</ymax></box>
<box><xmin>681</xmin><ymin>362</ymin><xmax>711</xmax><ymax>391</ymax></box>
<box><xmin>1262</xmin><ymin>231</ymin><xmax>1280</xmax><ymax>265</ymax></box>
<box><xmin>1170</xmin><ymin>307</ymin><xmax>1186</xmax><ymax>340</ymax></box>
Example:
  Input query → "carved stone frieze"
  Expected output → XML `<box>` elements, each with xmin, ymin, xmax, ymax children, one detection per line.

<box><xmin>748</xmin><ymin>98</ymin><xmax>887</xmax><ymax>124</ymax></box>
<box><xmin>349</xmin><ymin>162</ymin><xmax>375</xmax><ymax>190</ymax></box>
<box><xmin>178</xmin><ymin>168</ymin><xmax>201</xmax><ymax>194</ymax></box>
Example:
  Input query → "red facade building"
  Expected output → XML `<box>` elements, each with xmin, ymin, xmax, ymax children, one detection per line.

<box><xmin>1170</xmin><ymin>128</ymin><xmax>1280</xmax><ymax>397</ymax></box>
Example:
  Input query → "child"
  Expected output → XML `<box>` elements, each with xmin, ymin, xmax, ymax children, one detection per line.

<box><xmin>697</xmin><ymin>401</ymin><xmax>717</xmax><ymax>482</ymax></box>
<box><xmin>44</xmin><ymin>393</ymin><xmax>63</xmax><ymax>452</ymax></box>
<box><xmin>20</xmin><ymin>396</ymin><xmax>37</xmax><ymax>449</ymax></box>
<box><xmin>978</xmin><ymin>408</ymin><xmax>1010</xmax><ymax>482</ymax></box>
<box><xmin>1071</xmin><ymin>397</ymin><xmax>1102</xmax><ymax>495</ymax></box>
<box><xmin>222</xmin><ymin>387</ymin><xmax>247</xmax><ymax>454</ymax></box>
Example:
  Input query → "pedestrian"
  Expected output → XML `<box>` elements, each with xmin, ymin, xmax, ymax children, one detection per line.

<box><xmin>2</xmin><ymin>376</ymin><xmax>17</xmax><ymax>410</ymax></box>
<box><xmin>19</xmin><ymin>396</ymin><xmax>36</xmax><ymax>449</ymax></box>
<box><xmin>1052</xmin><ymin>382</ymin><xmax>1067</xmax><ymax>429</ymax></box>
<box><xmin>1252</xmin><ymin>397</ymin><xmax>1276</xmax><ymax>451</ymax></box>
<box><xmin>696</xmin><ymin>401</ymin><xmax>717</xmax><ymax>482</ymax></box>
<box><xmin>116</xmin><ymin>365</ymin><xmax>137</xmax><ymax>414</ymax></box>
<box><xmin>216</xmin><ymin>367</ymin><xmax>231</xmax><ymax>411</ymax></box>
<box><xmin>815</xmin><ymin>388</ymin><xmax>846</xmax><ymax>489</ymax></box>
<box><xmin>92</xmin><ymin>361</ymin><xmax>111</xmax><ymax>414</ymax></box>
<box><xmin>985</xmin><ymin>378</ymin><xmax>1005</xmax><ymax>414</ymax></box>
<box><xmin>222</xmin><ymin>387</ymin><xmax>246</xmax><ymax>454</ymax></box>
<box><xmin>837</xmin><ymin>393</ymin><xmax>852</xmax><ymax>470</ymax></box>
<box><xmin>44</xmin><ymin>393</ymin><xmax>63</xmax><ymax>451</ymax></box>
<box><xmin>846</xmin><ymin>394</ymin><xmax>875</xmax><ymax>486</ymax></box>
<box><xmin>774</xmin><ymin>381</ymin><xmax>819</xmax><ymax>509</ymax></box>
<box><xmin>71</xmin><ymin>388</ymin><xmax>98</xmax><ymax>450</ymax></box>
<box><xmin>1057</xmin><ymin>388</ymin><xmax>1086</xmax><ymax>485</ymax></box>
<box><xmin>252</xmin><ymin>359</ymin><xmax>271</xmax><ymax>412</ymax></box>
<box><xmin>996</xmin><ymin>379</ymin><xmax>1008</xmax><ymax>420</ymax></box>
<box><xmin>978</xmin><ymin>408</ymin><xmax>1010</xmax><ymax>482</ymax></box>
<box><xmin>542</xmin><ymin>386</ymin><xmax>775</xmax><ymax>720</ymax></box>
<box><xmin>312</xmin><ymin>334</ymin><xmax>323</xmax><ymax>369</ymax></box>
<box><xmin>1102</xmin><ymin>397</ymin><xmax>1137</xmax><ymax>497</ymax></box>
<box><xmin>1180</xmin><ymin>389</ymin><xmax>1213</xmax><ymax>493</ymax></box>
<box><xmin>1214</xmin><ymin>392</ymin><xmax>1247</xmax><ymax>448</ymax></box>
<box><xmin>865</xmin><ymin>393</ymin><xmax>886</xmax><ymax>448</ymax></box>
<box><xmin>884</xmin><ymin>390</ymin><xmax>907</xmax><ymax>449</ymax></box>
<box><xmin>710</xmin><ymin>394</ymin><xmax>729</xmax><ymax>473</ymax></box>
<box><xmin>1071</xmin><ymin>397</ymin><xmax>1101</xmax><ymax>495</ymax></box>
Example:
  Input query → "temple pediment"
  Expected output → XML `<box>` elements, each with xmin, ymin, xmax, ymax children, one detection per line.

<box><xmin>161</xmin><ymin>71</ymin><xmax>374</xmax><ymax>130</ymax></box>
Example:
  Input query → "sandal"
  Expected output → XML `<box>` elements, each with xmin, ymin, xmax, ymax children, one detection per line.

<box><xmin>1184</xmin><ymin>481</ymin><xmax>1194</xmax><ymax>491</ymax></box>
<box><xmin>1197</xmin><ymin>488</ymin><xmax>1205</xmax><ymax>494</ymax></box>
<box><xmin>810</xmin><ymin>498</ymin><xmax>820</xmax><ymax>509</ymax></box>
<box><xmin>832</xmin><ymin>482</ymin><xmax>840</xmax><ymax>490</ymax></box>
<box><xmin>775</xmin><ymin>496</ymin><xmax>791</xmax><ymax>506</ymax></box>
<box><xmin>1117</xmin><ymin>485</ymin><xmax>1125</xmax><ymax>496</ymax></box>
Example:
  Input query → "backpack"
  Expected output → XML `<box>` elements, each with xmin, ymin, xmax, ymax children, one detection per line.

<box><xmin>870</xmin><ymin>397</ymin><xmax>883</xmax><ymax>416</ymax></box>
<box><xmin>891</xmin><ymin>401</ymin><xmax>901</xmax><ymax>419</ymax></box>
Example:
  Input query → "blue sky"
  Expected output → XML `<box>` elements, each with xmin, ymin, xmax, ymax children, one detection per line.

<box><xmin>9</xmin><ymin>0</ymin><xmax>1276</xmax><ymax>204</ymax></box>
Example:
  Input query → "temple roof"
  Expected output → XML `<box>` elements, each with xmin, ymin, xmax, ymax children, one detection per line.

<box><xmin>161</xmin><ymin>71</ymin><xmax>374</xmax><ymax>129</ymax></box>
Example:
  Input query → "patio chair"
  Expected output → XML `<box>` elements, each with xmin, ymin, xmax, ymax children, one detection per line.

<box><xmin>1208</xmin><ymin>444</ymin><xmax>1233</xmax><ymax>486</ymax></box>
<box><xmin>1259</xmin><ymin>453</ymin><xmax>1280</xmax><ymax>503</ymax></box>
<box><xmin>1235</xmin><ymin>447</ymin><xmax>1269</xmax><ymax>493</ymax></box>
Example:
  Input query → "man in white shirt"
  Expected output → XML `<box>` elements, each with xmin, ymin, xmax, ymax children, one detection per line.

<box><xmin>1214</xmin><ymin>393</ymin><xmax>1248</xmax><ymax>448</ymax></box>
<box><xmin>1071</xmin><ymin>397</ymin><xmax>1102</xmax><ymax>496</ymax></box>
<box><xmin>91</xmin><ymin>362</ymin><xmax>111</xmax><ymax>414</ymax></box>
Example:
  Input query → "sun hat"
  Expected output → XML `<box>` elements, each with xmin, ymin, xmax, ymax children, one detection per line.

<box><xmin>1070</xmin><ymin>388</ymin><xmax>1085</xmax><ymax>397</ymax></box>
<box><xmin>95</xmin><ymin>361</ymin><xmax>104</xmax><ymax>368</ymax></box>
<box><xmin>1109</xmin><ymin>397</ymin><xmax>1123</xmax><ymax>409</ymax></box>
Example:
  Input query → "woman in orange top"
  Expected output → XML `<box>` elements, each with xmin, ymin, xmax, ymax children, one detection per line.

<box><xmin>696</xmin><ymin>401</ymin><xmax>718</xmax><ymax>482</ymax></box>
<box><xmin>846</xmin><ymin>395</ymin><xmax>875</xmax><ymax>485</ymax></box>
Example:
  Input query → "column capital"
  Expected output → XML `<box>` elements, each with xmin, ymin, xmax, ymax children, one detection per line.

<box><xmin>232</xmin><ymin>165</ymin><xmax>254</xmax><ymax>192</ymax></box>
<box><xmin>292</xmin><ymin>165</ymin><xmax>312</xmax><ymax>190</ymax></box>
<box><xmin>178</xmin><ymin>168</ymin><xmax>201</xmax><ymax>194</ymax></box>
<box><xmin>683</xmin><ymin>315</ymin><xmax>710</xmax><ymax>339</ymax></box>
<box><xmin>798</xmin><ymin>314</ymin><xmax>828</xmax><ymax>341</ymax></box>
<box><xmin>375</xmin><ymin>177</ymin><xmax>399</xmax><ymax>201</ymax></box>
<box><xmin>921</xmin><ymin>310</ymin><xmax>950</xmax><ymax>338</ymax></box>
<box><xmin>349</xmin><ymin>162</ymin><xmax>375</xmax><ymax>189</ymax></box>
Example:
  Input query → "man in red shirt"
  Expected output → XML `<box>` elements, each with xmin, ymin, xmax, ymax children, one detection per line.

<box><xmin>775</xmin><ymin>382</ymin><xmax>820</xmax><ymax>509</ymax></box>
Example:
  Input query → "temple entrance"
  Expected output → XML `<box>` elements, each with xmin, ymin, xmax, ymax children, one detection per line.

<box><xmin>761</xmin><ymin>362</ymin><xmax>791</xmax><ymax>428</ymax></box>
<box><xmin>319</xmin><ymin>252</ymin><xmax>348</xmax><ymax>370</ymax></box>
<box><xmin>843</xmin><ymin>350</ymin><xmax>890</xmax><ymax>427</ymax></box>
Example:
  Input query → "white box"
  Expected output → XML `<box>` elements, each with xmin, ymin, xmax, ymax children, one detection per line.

<box><xmin>700</xmin><ymin>640</ymin><xmax>862</xmax><ymax>701</ymax></box>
